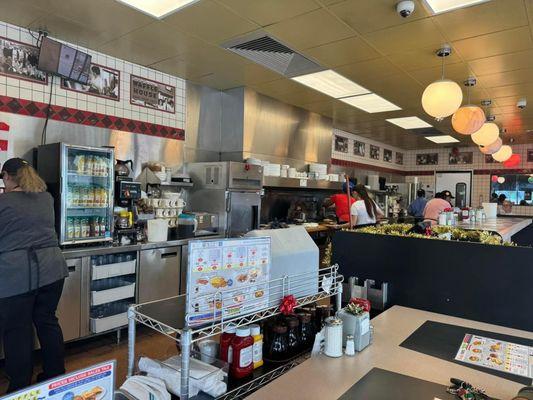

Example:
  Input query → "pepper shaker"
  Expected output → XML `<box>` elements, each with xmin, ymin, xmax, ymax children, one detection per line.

<box><xmin>345</xmin><ymin>335</ymin><xmax>356</xmax><ymax>356</ymax></box>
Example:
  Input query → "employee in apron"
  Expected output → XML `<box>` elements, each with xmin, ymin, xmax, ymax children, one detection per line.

<box><xmin>0</xmin><ymin>158</ymin><xmax>68</xmax><ymax>392</ymax></box>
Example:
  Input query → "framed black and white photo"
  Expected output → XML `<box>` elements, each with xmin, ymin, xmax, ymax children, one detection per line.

<box><xmin>130</xmin><ymin>75</ymin><xmax>175</xmax><ymax>114</ymax></box>
<box><xmin>62</xmin><ymin>63</ymin><xmax>120</xmax><ymax>101</ymax></box>
<box><xmin>383</xmin><ymin>149</ymin><xmax>393</xmax><ymax>163</ymax></box>
<box><xmin>485</xmin><ymin>154</ymin><xmax>496</xmax><ymax>163</ymax></box>
<box><xmin>528</xmin><ymin>149</ymin><xmax>533</xmax><ymax>162</ymax></box>
<box><xmin>334</xmin><ymin>135</ymin><xmax>349</xmax><ymax>153</ymax></box>
<box><xmin>370</xmin><ymin>145</ymin><xmax>380</xmax><ymax>160</ymax></box>
<box><xmin>416</xmin><ymin>153</ymin><xmax>438</xmax><ymax>165</ymax></box>
<box><xmin>449</xmin><ymin>151</ymin><xmax>473</xmax><ymax>165</ymax></box>
<box><xmin>396</xmin><ymin>152</ymin><xmax>404</xmax><ymax>165</ymax></box>
<box><xmin>0</xmin><ymin>36</ymin><xmax>47</xmax><ymax>84</ymax></box>
<box><xmin>353</xmin><ymin>140</ymin><xmax>365</xmax><ymax>157</ymax></box>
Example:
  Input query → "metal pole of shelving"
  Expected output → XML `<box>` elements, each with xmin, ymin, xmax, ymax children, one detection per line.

<box><xmin>336</xmin><ymin>276</ymin><xmax>343</xmax><ymax>313</ymax></box>
<box><xmin>180</xmin><ymin>328</ymin><xmax>192</xmax><ymax>400</ymax></box>
<box><xmin>127</xmin><ymin>306</ymin><xmax>136</xmax><ymax>377</ymax></box>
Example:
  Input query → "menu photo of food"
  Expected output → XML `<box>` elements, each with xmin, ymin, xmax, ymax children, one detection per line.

<box><xmin>187</xmin><ymin>238</ymin><xmax>271</xmax><ymax>326</ymax></box>
<box><xmin>455</xmin><ymin>334</ymin><xmax>533</xmax><ymax>378</ymax></box>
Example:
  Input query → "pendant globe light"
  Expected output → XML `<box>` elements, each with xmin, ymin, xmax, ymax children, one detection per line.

<box><xmin>472</xmin><ymin>121</ymin><xmax>500</xmax><ymax>146</ymax></box>
<box><xmin>421</xmin><ymin>46</ymin><xmax>463</xmax><ymax>120</ymax></box>
<box><xmin>492</xmin><ymin>145</ymin><xmax>513</xmax><ymax>162</ymax></box>
<box><xmin>451</xmin><ymin>78</ymin><xmax>485</xmax><ymax>135</ymax></box>
<box><xmin>479</xmin><ymin>137</ymin><xmax>502</xmax><ymax>154</ymax></box>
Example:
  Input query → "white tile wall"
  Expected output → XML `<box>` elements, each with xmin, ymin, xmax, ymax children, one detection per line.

<box><xmin>0</xmin><ymin>21</ymin><xmax>186</xmax><ymax>131</ymax></box>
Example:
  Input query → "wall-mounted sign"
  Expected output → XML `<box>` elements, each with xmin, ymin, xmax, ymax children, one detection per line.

<box><xmin>62</xmin><ymin>63</ymin><xmax>120</xmax><ymax>101</ymax></box>
<box><xmin>130</xmin><ymin>74</ymin><xmax>175</xmax><ymax>114</ymax></box>
<box><xmin>0</xmin><ymin>36</ymin><xmax>47</xmax><ymax>84</ymax></box>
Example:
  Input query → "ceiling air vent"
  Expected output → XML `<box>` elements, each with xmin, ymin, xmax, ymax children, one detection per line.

<box><xmin>408</xmin><ymin>127</ymin><xmax>445</xmax><ymax>137</ymax></box>
<box><xmin>223</xmin><ymin>33</ymin><xmax>322</xmax><ymax>78</ymax></box>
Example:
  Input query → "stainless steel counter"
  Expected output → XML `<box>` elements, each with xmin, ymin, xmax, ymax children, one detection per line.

<box><xmin>456</xmin><ymin>217</ymin><xmax>532</xmax><ymax>242</ymax></box>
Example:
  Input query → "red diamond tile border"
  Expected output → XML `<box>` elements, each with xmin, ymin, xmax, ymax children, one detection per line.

<box><xmin>0</xmin><ymin>95</ymin><xmax>185</xmax><ymax>141</ymax></box>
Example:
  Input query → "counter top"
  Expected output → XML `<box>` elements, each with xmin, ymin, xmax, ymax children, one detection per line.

<box><xmin>247</xmin><ymin>306</ymin><xmax>533</xmax><ymax>400</ymax></box>
<box><xmin>456</xmin><ymin>217</ymin><xmax>532</xmax><ymax>242</ymax></box>
<box><xmin>61</xmin><ymin>234</ymin><xmax>222</xmax><ymax>258</ymax></box>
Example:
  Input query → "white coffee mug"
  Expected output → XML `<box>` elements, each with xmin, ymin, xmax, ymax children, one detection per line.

<box><xmin>169</xmin><ymin>209</ymin><xmax>177</xmax><ymax>217</ymax></box>
<box><xmin>163</xmin><ymin>209</ymin><xmax>172</xmax><ymax>218</ymax></box>
<box><xmin>170</xmin><ymin>217</ymin><xmax>177</xmax><ymax>227</ymax></box>
<box><xmin>155</xmin><ymin>208</ymin><xmax>165</xmax><ymax>218</ymax></box>
<box><xmin>160</xmin><ymin>199</ymin><xmax>171</xmax><ymax>208</ymax></box>
<box><xmin>177</xmin><ymin>199</ymin><xmax>187</xmax><ymax>208</ymax></box>
<box><xmin>169</xmin><ymin>199</ymin><xmax>178</xmax><ymax>208</ymax></box>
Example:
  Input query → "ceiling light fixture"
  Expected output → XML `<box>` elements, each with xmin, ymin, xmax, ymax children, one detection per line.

<box><xmin>115</xmin><ymin>0</ymin><xmax>199</xmax><ymax>19</ymax></box>
<box><xmin>492</xmin><ymin>145</ymin><xmax>512</xmax><ymax>162</ymax></box>
<box><xmin>423</xmin><ymin>0</ymin><xmax>490</xmax><ymax>15</ymax></box>
<box><xmin>341</xmin><ymin>93</ymin><xmax>401</xmax><ymax>113</ymax></box>
<box><xmin>386</xmin><ymin>116</ymin><xmax>432</xmax><ymax>129</ymax></box>
<box><xmin>471</xmin><ymin>122</ymin><xmax>499</xmax><ymax>146</ymax></box>
<box><xmin>425</xmin><ymin>135</ymin><xmax>459</xmax><ymax>144</ymax></box>
<box><xmin>291</xmin><ymin>70</ymin><xmax>370</xmax><ymax>99</ymax></box>
<box><xmin>479</xmin><ymin>137</ymin><xmax>502</xmax><ymax>155</ymax></box>
<box><xmin>452</xmin><ymin>78</ymin><xmax>485</xmax><ymax>135</ymax></box>
<box><xmin>421</xmin><ymin>46</ymin><xmax>463</xmax><ymax>120</ymax></box>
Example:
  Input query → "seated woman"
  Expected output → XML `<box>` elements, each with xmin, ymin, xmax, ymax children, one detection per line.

<box><xmin>350</xmin><ymin>184</ymin><xmax>384</xmax><ymax>227</ymax></box>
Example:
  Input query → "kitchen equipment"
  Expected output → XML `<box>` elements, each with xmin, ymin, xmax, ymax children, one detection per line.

<box><xmin>187</xmin><ymin>162</ymin><xmax>263</xmax><ymax>237</ymax></box>
<box><xmin>324</xmin><ymin>317</ymin><xmax>343</xmax><ymax>358</ymax></box>
<box><xmin>115</xmin><ymin>159</ymin><xmax>133</xmax><ymax>177</ymax></box>
<box><xmin>187</xmin><ymin>212</ymin><xmax>219</xmax><ymax>235</ymax></box>
<box><xmin>482</xmin><ymin>202</ymin><xmax>497</xmax><ymax>218</ymax></box>
<box><xmin>147</xmin><ymin>219</ymin><xmax>168</xmax><ymax>242</ymax></box>
<box><xmin>37</xmin><ymin>143</ymin><xmax>114</xmax><ymax>245</ymax></box>
<box><xmin>267</xmin><ymin>323</ymin><xmax>289</xmax><ymax>361</ymax></box>
<box><xmin>138</xmin><ymin>247</ymin><xmax>181</xmax><ymax>303</ymax></box>
<box><xmin>177</xmin><ymin>213</ymin><xmax>198</xmax><ymax>238</ymax></box>
<box><xmin>116</xmin><ymin>211</ymin><xmax>132</xmax><ymax>229</ymax></box>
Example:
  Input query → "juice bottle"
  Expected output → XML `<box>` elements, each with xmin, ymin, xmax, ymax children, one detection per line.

<box><xmin>250</xmin><ymin>324</ymin><xmax>263</xmax><ymax>369</ymax></box>
<box><xmin>230</xmin><ymin>327</ymin><xmax>253</xmax><ymax>379</ymax></box>
<box><xmin>66</xmin><ymin>218</ymin><xmax>74</xmax><ymax>239</ymax></box>
<box><xmin>100</xmin><ymin>217</ymin><xmax>107</xmax><ymax>236</ymax></box>
<box><xmin>73</xmin><ymin>218</ymin><xmax>81</xmax><ymax>238</ymax></box>
<box><xmin>220</xmin><ymin>324</ymin><xmax>237</xmax><ymax>364</ymax></box>
<box><xmin>81</xmin><ymin>218</ymin><xmax>89</xmax><ymax>238</ymax></box>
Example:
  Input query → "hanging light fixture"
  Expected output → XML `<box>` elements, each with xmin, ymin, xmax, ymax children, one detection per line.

<box><xmin>479</xmin><ymin>137</ymin><xmax>502</xmax><ymax>154</ymax></box>
<box><xmin>451</xmin><ymin>78</ymin><xmax>485</xmax><ymax>135</ymax></box>
<box><xmin>421</xmin><ymin>46</ymin><xmax>463</xmax><ymax>120</ymax></box>
<box><xmin>503</xmin><ymin>154</ymin><xmax>521</xmax><ymax>168</ymax></box>
<box><xmin>472</xmin><ymin>122</ymin><xmax>500</xmax><ymax>146</ymax></box>
<box><xmin>491</xmin><ymin>175</ymin><xmax>499</xmax><ymax>183</ymax></box>
<box><xmin>497</xmin><ymin>176</ymin><xmax>506</xmax><ymax>184</ymax></box>
<box><xmin>492</xmin><ymin>145</ymin><xmax>513</xmax><ymax>162</ymax></box>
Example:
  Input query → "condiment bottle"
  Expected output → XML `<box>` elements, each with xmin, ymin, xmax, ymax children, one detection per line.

<box><xmin>250</xmin><ymin>324</ymin><xmax>263</xmax><ymax>369</ymax></box>
<box><xmin>220</xmin><ymin>324</ymin><xmax>237</xmax><ymax>364</ymax></box>
<box><xmin>230</xmin><ymin>327</ymin><xmax>254</xmax><ymax>379</ymax></box>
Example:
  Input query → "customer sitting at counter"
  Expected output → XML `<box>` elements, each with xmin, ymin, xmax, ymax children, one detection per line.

<box><xmin>0</xmin><ymin>158</ymin><xmax>68</xmax><ymax>393</ymax></box>
<box><xmin>350</xmin><ymin>184</ymin><xmax>384</xmax><ymax>227</ymax></box>
<box><xmin>324</xmin><ymin>180</ymin><xmax>356</xmax><ymax>224</ymax></box>
<box><xmin>423</xmin><ymin>191</ymin><xmax>452</xmax><ymax>225</ymax></box>
<box><xmin>407</xmin><ymin>189</ymin><xmax>427</xmax><ymax>220</ymax></box>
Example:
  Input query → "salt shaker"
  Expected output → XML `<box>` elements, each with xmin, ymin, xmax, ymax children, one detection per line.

<box><xmin>345</xmin><ymin>335</ymin><xmax>356</xmax><ymax>356</ymax></box>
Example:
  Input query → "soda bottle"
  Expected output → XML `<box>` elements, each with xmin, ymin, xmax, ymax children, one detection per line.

<box><xmin>74</xmin><ymin>218</ymin><xmax>81</xmax><ymax>238</ymax></box>
<box><xmin>67</xmin><ymin>218</ymin><xmax>74</xmax><ymax>239</ymax></box>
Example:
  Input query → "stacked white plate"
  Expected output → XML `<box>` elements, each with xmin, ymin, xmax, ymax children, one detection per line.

<box><xmin>264</xmin><ymin>163</ymin><xmax>281</xmax><ymax>177</ymax></box>
<box><xmin>328</xmin><ymin>174</ymin><xmax>340</xmax><ymax>182</ymax></box>
<box><xmin>309</xmin><ymin>163</ymin><xmax>328</xmax><ymax>175</ymax></box>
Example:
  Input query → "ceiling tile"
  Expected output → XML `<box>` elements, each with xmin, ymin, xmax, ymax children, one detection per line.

<box><xmin>215</xmin><ymin>0</ymin><xmax>320</xmax><ymax>26</ymax></box>
<box><xmin>468</xmin><ymin>49</ymin><xmax>533</xmax><ymax>76</ymax></box>
<box><xmin>433</xmin><ymin>0</ymin><xmax>528</xmax><ymax>41</ymax></box>
<box><xmin>163</xmin><ymin>0</ymin><xmax>259</xmax><ymax>44</ymax></box>
<box><xmin>387</xmin><ymin>44</ymin><xmax>463</xmax><ymax>71</ymax></box>
<box><xmin>329</xmin><ymin>0</ymin><xmax>430</xmax><ymax>34</ymax></box>
<box><xmin>149</xmin><ymin>56</ymin><xmax>214</xmax><ymax>80</ymax></box>
<box><xmin>303</xmin><ymin>36</ymin><xmax>381</xmax><ymax>68</ymax></box>
<box><xmin>0</xmin><ymin>0</ymin><xmax>52</xmax><ymax>27</ymax></box>
<box><xmin>265</xmin><ymin>9</ymin><xmax>354</xmax><ymax>50</ymax></box>
<box><xmin>486</xmin><ymin>83</ymin><xmax>533</xmax><ymax>99</ymax></box>
<box><xmin>494</xmin><ymin>96</ymin><xmax>527</xmax><ymax>107</ymax></box>
<box><xmin>452</xmin><ymin>27</ymin><xmax>533</xmax><ymax>61</ymax></box>
<box><xmin>409</xmin><ymin>62</ymin><xmax>477</xmax><ymax>87</ymax></box>
<box><xmin>478</xmin><ymin>68</ymin><xmax>533</xmax><ymax>88</ymax></box>
<box><xmin>336</xmin><ymin>58</ymin><xmax>404</xmax><ymax>85</ymax></box>
<box><xmin>364</xmin><ymin>18</ymin><xmax>446</xmax><ymax>55</ymax></box>
<box><xmin>318</xmin><ymin>0</ymin><xmax>345</xmax><ymax>5</ymax></box>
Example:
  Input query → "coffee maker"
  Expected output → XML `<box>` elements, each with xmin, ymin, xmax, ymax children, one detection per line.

<box><xmin>114</xmin><ymin>160</ymin><xmax>141</xmax><ymax>244</ymax></box>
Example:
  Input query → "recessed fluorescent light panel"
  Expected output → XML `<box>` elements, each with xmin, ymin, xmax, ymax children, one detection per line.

<box><xmin>423</xmin><ymin>0</ymin><xmax>490</xmax><ymax>14</ymax></box>
<box><xmin>341</xmin><ymin>93</ymin><xmax>401</xmax><ymax>113</ymax></box>
<box><xmin>291</xmin><ymin>70</ymin><xmax>370</xmax><ymax>99</ymax></box>
<box><xmin>425</xmin><ymin>135</ymin><xmax>460</xmax><ymax>144</ymax></box>
<box><xmin>386</xmin><ymin>117</ymin><xmax>432</xmax><ymax>129</ymax></box>
<box><xmin>115</xmin><ymin>0</ymin><xmax>199</xmax><ymax>19</ymax></box>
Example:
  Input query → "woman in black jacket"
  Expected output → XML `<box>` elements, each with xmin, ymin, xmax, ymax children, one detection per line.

<box><xmin>0</xmin><ymin>158</ymin><xmax>68</xmax><ymax>392</ymax></box>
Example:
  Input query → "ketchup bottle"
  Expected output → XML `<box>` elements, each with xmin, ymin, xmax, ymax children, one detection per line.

<box><xmin>220</xmin><ymin>324</ymin><xmax>236</xmax><ymax>364</ymax></box>
<box><xmin>230</xmin><ymin>326</ymin><xmax>254</xmax><ymax>379</ymax></box>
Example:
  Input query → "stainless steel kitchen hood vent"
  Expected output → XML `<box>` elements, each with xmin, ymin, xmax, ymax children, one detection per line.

<box><xmin>223</xmin><ymin>33</ymin><xmax>322</xmax><ymax>78</ymax></box>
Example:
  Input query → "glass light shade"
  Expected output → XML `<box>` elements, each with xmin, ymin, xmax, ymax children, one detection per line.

<box><xmin>503</xmin><ymin>154</ymin><xmax>521</xmax><ymax>168</ymax></box>
<box><xmin>471</xmin><ymin>122</ymin><xmax>499</xmax><ymax>146</ymax></box>
<box><xmin>491</xmin><ymin>175</ymin><xmax>499</xmax><ymax>183</ymax></box>
<box><xmin>451</xmin><ymin>105</ymin><xmax>485</xmax><ymax>135</ymax></box>
<box><xmin>497</xmin><ymin>176</ymin><xmax>505</xmax><ymax>184</ymax></box>
<box><xmin>492</xmin><ymin>145</ymin><xmax>512</xmax><ymax>162</ymax></box>
<box><xmin>528</xmin><ymin>176</ymin><xmax>533</xmax><ymax>184</ymax></box>
<box><xmin>421</xmin><ymin>79</ymin><xmax>463</xmax><ymax>119</ymax></box>
<box><xmin>479</xmin><ymin>137</ymin><xmax>502</xmax><ymax>155</ymax></box>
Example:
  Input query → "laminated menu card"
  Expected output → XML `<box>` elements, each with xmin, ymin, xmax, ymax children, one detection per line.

<box><xmin>186</xmin><ymin>237</ymin><xmax>271</xmax><ymax>326</ymax></box>
<box><xmin>455</xmin><ymin>333</ymin><xmax>533</xmax><ymax>378</ymax></box>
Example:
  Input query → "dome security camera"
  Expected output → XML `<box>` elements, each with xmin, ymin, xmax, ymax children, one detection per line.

<box><xmin>396</xmin><ymin>1</ymin><xmax>415</xmax><ymax>18</ymax></box>
<box><xmin>517</xmin><ymin>98</ymin><xmax>527</xmax><ymax>110</ymax></box>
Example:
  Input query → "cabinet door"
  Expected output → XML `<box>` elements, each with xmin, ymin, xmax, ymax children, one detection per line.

<box><xmin>139</xmin><ymin>247</ymin><xmax>181</xmax><ymax>303</ymax></box>
<box><xmin>57</xmin><ymin>258</ymin><xmax>82</xmax><ymax>341</ymax></box>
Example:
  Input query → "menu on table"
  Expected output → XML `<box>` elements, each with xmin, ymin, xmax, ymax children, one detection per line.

<box><xmin>0</xmin><ymin>361</ymin><xmax>115</xmax><ymax>400</ymax></box>
<box><xmin>186</xmin><ymin>237</ymin><xmax>271</xmax><ymax>326</ymax></box>
<box><xmin>455</xmin><ymin>334</ymin><xmax>533</xmax><ymax>378</ymax></box>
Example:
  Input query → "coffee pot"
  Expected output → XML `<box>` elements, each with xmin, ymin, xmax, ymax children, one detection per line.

<box><xmin>115</xmin><ymin>159</ymin><xmax>133</xmax><ymax>178</ymax></box>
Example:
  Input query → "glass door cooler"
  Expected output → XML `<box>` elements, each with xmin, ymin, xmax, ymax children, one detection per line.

<box><xmin>38</xmin><ymin>143</ymin><xmax>114</xmax><ymax>246</ymax></box>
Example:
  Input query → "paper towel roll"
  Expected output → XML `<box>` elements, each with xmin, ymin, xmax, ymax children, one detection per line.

<box><xmin>482</xmin><ymin>202</ymin><xmax>497</xmax><ymax>219</ymax></box>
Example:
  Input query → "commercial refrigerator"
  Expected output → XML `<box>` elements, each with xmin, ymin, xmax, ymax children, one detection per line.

<box><xmin>38</xmin><ymin>143</ymin><xmax>115</xmax><ymax>246</ymax></box>
<box><xmin>187</xmin><ymin>161</ymin><xmax>263</xmax><ymax>237</ymax></box>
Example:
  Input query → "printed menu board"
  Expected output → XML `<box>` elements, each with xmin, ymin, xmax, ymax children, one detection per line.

<box><xmin>186</xmin><ymin>237</ymin><xmax>271</xmax><ymax>326</ymax></box>
<box><xmin>1</xmin><ymin>361</ymin><xmax>115</xmax><ymax>400</ymax></box>
<box><xmin>455</xmin><ymin>334</ymin><xmax>533</xmax><ymax>378</ymax></box>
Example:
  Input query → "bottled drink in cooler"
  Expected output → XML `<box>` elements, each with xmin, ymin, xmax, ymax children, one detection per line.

<box><xmin>74</xmin><ymin>218</ymin><xmax>81</xmax><ymax>238</ymax></box>
<box><xmin>67</xmin><ymin>218</ymin><xmax>74</xmax><ymax>239</ymax></box>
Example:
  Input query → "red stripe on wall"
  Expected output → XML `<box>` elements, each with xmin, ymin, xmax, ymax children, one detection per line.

<box><xmin>331</xmin><ymin>158</ymin><xmax>405</xmax><ymax>175</ymax></box>
<box><xmin>0</xmin><ymin>95</ymin><xmax>185</xmax><ymax>141</ymax></box>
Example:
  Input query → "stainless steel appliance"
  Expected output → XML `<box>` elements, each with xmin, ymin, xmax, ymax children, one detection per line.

<box><xmin>187</xmin><ymin>162</ymin><xmax>263</xmax><ymax>237</ymax></box>
<box><xmin>187</xmin><ymin>212</ymin><xmax>219</xmax><ymax>235</ymax></box>
<box><xmin>139</xmin><ymin>247</ymin><xmax>181</xmax><ymax>303</ymax></box>
<box><xmin>38</xmin><ymin>143</ymin><xmax>115</xmax><ymax>246</ymax></box>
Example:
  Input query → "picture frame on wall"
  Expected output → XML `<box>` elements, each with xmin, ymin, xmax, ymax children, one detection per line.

<box><xmin>416</xmin><ymin>153</ymin><xmax>438</xmax><ymax>165</ymax></box>
<box><xmin>449</xmin><ymin>151</ymin><xmax>473</xmax><ymax>165</ymax></box>
<box><xmin>353</xmin><ymin>140</ymin><xmax>365</xmax><ymax>157</ymax></box>
<box><xmin>528</xmin><ymin>149</ymin><xmax>533</xmax><ymax>162</ymax></box>
<box><xmin>334</xmin><ymin>135</ymin><xmax>349</xmax><ymax>153</ymax></box>
<box><xmin>485</xmin><ymin>154</ymin><xmax>496</xmax><ymax>163</ymax></box>
<box><xmin>396</xmin><ymin>152</ymin><xmax>404</xmax><ymax>165</ymax></box>
<box><xmin>61</xmin><ymin>64</ymin><xmax>120</xmax><ymax>101</ymax></box>
<box><xmin>0</xmin><ymin>36</ymin><xmax>47</xmax><ymax>84</ymax></box>
<box><xmin>130</xmin><ymin>75</ymin><xmax>175</xmax><ymax>113</ymax></box>
<box><xmin>383</xmin><ymin>149</ymin><xmax>393</xmax><ymax>163</ymax></box>
<box><xmin>370</xmin><ymin>145</ymin><xmax>380</xmax><ymax>160</ymax></box>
